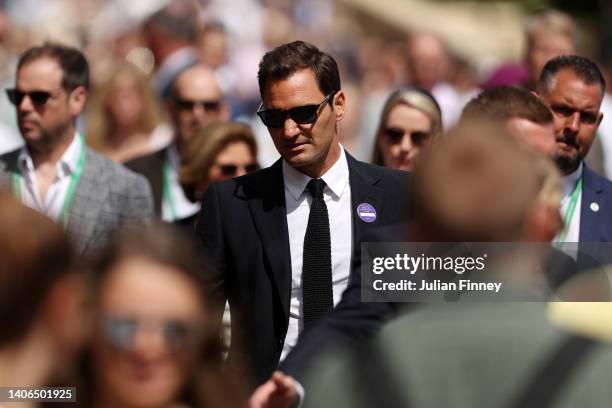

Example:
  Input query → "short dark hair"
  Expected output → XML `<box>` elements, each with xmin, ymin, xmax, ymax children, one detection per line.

<box><xmin>462</xmin><ymin>86</ymin><xmax>553</xmax><ymax>125</ymax></box>
<box><xmin>257</xmin><ymin>41</ymin><xmax>340</xmax><ymax>100</ymax></box>
<box><xmin>0</xmin><ymin>193</ymin><xmax>76</xmax><ymax>346</ymax></box>
<box><xmin>17</xmin><ymin>42</ymin><xmax>90</xmax><ymax>91</ymax></box>
<box><xmin>536</xmin><ymin>55</ymin><xmax>606</xmax><ymax>96</ymax></box>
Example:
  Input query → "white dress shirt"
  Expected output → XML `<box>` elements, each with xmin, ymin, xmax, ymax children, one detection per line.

<box><xmin>16</xmin><ymin>133</ymin><xmax>83</xmax><ymax>222</ymax></box>
<box><xmin>555</xmin><ymin>163</ymin><xmax>583</xmax><ymax>243</ymax></box>
<box><xmin>280</xmin><ymin>145</ymin><xmax>353</xmax><ymax>361</ymax></box>
<box><xmin>161</xmin><ymin>143</ymin><xmax>200</xmax><ymax>222</ymax></box>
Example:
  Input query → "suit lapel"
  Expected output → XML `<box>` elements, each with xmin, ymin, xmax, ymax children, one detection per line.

<box><xmin>244</xmin><ymin>160</ymin><xmax>292</xmax><ymax>318</ymax></box>
<box><xmin>67</xmin><ymin>150</ymin><xmax>109</xmax><ymax>253</ymax></box>
<box><xmin>580</xmin><ymin>166</ymin><xmax>604</xmax><ymax>242</ymax></box>
<box><xmin>347</xmin><ymin>154</ymin><xmax>383</xmax><ymax>269</ymax></box>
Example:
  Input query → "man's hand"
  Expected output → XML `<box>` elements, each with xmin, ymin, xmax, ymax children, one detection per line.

<box><xmin>249</xmin><ymin>371</ymin><xmax>299</xmax><ymax>408</ymax></box>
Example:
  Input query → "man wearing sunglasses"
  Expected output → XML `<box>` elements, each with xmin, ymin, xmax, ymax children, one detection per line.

<box><xmin>127</xmin><ymin>63</ymin><xmax>230</xmax><ymax>221</ymax></box>
<box><xmin>195</xmin><ymin>41</ymin><xmax>410</xmax><ymax>386</ymax></box>
<box><xmin>0</xmin><ymin>43</ymin><xmax>153</xmax><ymax>256</ymax></box>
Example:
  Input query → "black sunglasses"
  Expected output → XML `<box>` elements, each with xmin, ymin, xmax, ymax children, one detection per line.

<box><xmin>383</xmin><ymin>127</ymin><xmax>431</xmax><ymax>145</ymax></box>
<box><xmin>257</xmin><ymin>91</ymin><xmax>337</xmax><ymax>128</ymax></box>
<box><xmin>101</xmin><ymin>315</ymin><xmax>201</xmax><ymax>353</ymax></box>
<box><xmin>219</xmin><ymin>162</ymin><xmax>260</xmax><ymax>177</ymax></box>
<box><xmin>6</xmin><ymin>88</ymin><xmax>52</xmax><ymax>107</ymax></box>
<box><xmin>175</xmin><ymin>98</ymin><xmax>221</xmax><ymax>112</ymax></box>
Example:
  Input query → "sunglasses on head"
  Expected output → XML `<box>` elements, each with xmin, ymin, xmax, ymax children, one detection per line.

<box><xmin>218</xmin><ymin>162</ymin><xmax>260</xmax><ymax>177</ymax></box>
<box><xmin>175</xmin><ymin>98</ymin><xmax>221</xmax><ymax>112</ymax></box>
<box><xmin>102</xmin><ymin>315</ymin><xmax>201</xmax><ymax>353</ymax></box>
<box><xmin>6</xmin><ymin>88</ymin><xmax>53</xmax><ymax>107</ymax></box>
<box><xmin>383</xmin><ymin>127</ymin><xmax>430</xmax><ymax>145</ymax></box>
<box><xmin>257</xmin><ymin>91</ymin><xmax>337</xmax><ymax>128</ymax></box>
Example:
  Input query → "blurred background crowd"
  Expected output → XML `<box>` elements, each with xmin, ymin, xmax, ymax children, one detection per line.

<box><xmin>0</xmin><ymin>0</ymin><xmax>610</xmax><ymax>170</ymax></box>
<box><xmin>3</xmin><ymin>0</ymin><xmax>612</xmax><ymax>407</ymax></box>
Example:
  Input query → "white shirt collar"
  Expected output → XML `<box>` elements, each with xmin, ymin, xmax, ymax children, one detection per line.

<box><xmin>561</xmin><ymin>162</ymin><xmax>583</xmax><ymax>200</ymax></box>
<box><xmin>18</xmin><ymin>132</ymin><xmax>82</xmax><ymax>178</ymax></box>
<box><xmin>282</xmin><ymin>144</ymin><xmax>349</xmax><ymax>202</ymax></box>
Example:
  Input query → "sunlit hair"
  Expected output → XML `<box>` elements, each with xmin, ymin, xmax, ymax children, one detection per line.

<box><xmin>179</xmin><ymin>122</ymin><xmax>258</xmax><ymax>202</ymax></box>
<box><xmin>85</xmin><ymin>62</ymin><xmax>163</xmax><ymax>156</ymax></box>
<box><xmin>461</xmin><ymin>85</ymin><xmax>553</xmax><ymax>125</ymax></box>
<box><xmin>371</xmin><ymin>87</ymin><xmax>443</xmax><ymax>166</ymax></box>
<box><xmin>525</xmin><ymin>8</ymin><xmax>576</xmax><ymax>51</ymax></box>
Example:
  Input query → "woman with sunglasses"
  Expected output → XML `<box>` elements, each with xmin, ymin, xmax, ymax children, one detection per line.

<box><xmin>178</xmin><ymin>122</ymin><xmax>259</xmax><ymax>229</ymax></box>
<box><xmin>371</xmin><ymin>87</ymin><xmax>443</xmax><ymax>171</ymax></box>
<box><xmin>78</xmin><ymin>224</ymin><xmax>245</xmax><ymax>408</ymax></box>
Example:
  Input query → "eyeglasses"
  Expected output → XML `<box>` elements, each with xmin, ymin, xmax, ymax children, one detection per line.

<box><xmin>256</xmin><ymin>91</ymin><xmax>337</xmax><ymax>128</ymax></box>
<box><xmin>101</xmin><ymin>315</ymin><xmax>202</xmax><ymax>353</ymax></box>
<box><xmin>383</xmin><ymin>127</ymin><xmax>431</xmax><ymax>145</ymax></box>
<box><xmin>6</xmin><ymin>88</ymin><xmax>53</xmax><ymax>107</ymax></box>
<box><xmin>175</xmin><ymin>98</ymin><xmax>221</xmax><ymax>112</ymax></box>
<box><xmin>217</xmin><ymin>162</ymin><xmax>260</xmax><ymax>177</ymax></box>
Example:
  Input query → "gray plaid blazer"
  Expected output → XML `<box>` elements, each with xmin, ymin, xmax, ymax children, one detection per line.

<box><xmin>0</xmin><ymin>147</ymin><xmax>154</xmax><ymax>256</ymax></box>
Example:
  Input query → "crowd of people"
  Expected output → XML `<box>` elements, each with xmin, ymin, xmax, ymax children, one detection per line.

<box><xmin>3</xmin><ymin>0</ymin><xmax>612</xmax><ymax>407</ymax></box>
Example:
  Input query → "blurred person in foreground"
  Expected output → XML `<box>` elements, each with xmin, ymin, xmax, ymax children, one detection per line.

<box><xmin>303</xmin><ymin>120</ymin><xmax>612</xmax><ymax>408</ymax></box>
<box><xmin>86</xmin><ymin>62</ymin><xmax>168</xmax><ymax>163</ymax></box>
<box><xmin>371</xmin><ymin>87</ymin><xmax>442</xmax><ymax>171</ymax></box>
<box><xmin>195</xmin><ymin>40</ymin><xmax>410</xmax><ymax>387</ymax></box>
<box><xmin>534</xmin><ymin>55</ymin><xmax>612</xmax><ymax>243</ymax></box>
<box><xmin>461</xmin><ymin>85</ymin><xmax>556</xmax><ymax>157</ymax></box>
<box><xmin>127</xmin><ymin>63</ymin><xmax>230</xmax><ymax>222</ymax></box>
<box><xmin>0</xmin><ymin>193</ymin><xmax>86</xmax><ymax>388</ymax></box>
<box><xmin>79</xmin><ymin>223</ymin><xmax>246</xmax><ymax>408</ymax></box>
<box><xmin>179</xmin><ymin>122</ymin><xmax>259</xmax><ymax>229</ymax></box>
<box><xmin>0</xmin><ymin>42</ymin><xmax>153</xmax><ymax>257</ymax></box>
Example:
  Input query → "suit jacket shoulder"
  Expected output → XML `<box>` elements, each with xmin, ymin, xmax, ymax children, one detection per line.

<box><xmin>580</xmin><ymin>165</ymin><xmax>612</xmax><ymax>242</ymax></box>
<box><xmin>68</xmin><ymin>149</ymin><xmax>154</xmax><ymax>255</ymax></box>
<box><xmin>125</xmin><ymin>147</ymin><xmax>167</xmax><ymax>215</ymax></box>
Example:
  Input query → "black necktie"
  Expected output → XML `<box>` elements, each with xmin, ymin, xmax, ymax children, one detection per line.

<box><xmin>302</xmin><ymin>178</ymin><xmax>333</xmax><ymax>330</ymax></box>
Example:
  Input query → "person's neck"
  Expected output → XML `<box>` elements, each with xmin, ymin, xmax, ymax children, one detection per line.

<box><xmin>0</xmin><ymin>324</ymin><xmax>55</xmax><ymax>389</ymax></box>
<box><xmin>300</xmin><ymin>142</ymin><xmax>341</xmax><ymax>179</ymax></box>
<box><xmin>29</xmin><ymin>128</ymin><xmax>76</xmax><ymax>169</ymax></box>
<box><xmin>108</xmin><ymin>125</ymin><xmax>147</xmax><ymax>148</ymax></box>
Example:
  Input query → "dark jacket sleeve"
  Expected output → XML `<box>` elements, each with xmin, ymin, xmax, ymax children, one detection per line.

<box><xmin>194</xmin><ymin>182</ymin><xmax>227</xmax><ymax>309</ymax></box>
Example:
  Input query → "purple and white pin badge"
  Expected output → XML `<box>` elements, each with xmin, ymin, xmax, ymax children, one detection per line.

<box><xmin>357</xmin><ymin>203</ymin><xmax>377</xmax><ymax>223</ymax></box>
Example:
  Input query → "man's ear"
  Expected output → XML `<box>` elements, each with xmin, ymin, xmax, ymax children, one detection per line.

<box><xmin>333</xmin><ymin>90</ymin><xmax>345</xmax><ymax>122</ymax></box>
<box><xmin>68</xmin><ymin>86</ymin><xmax>87</xmax><ymax>116</ymax></box>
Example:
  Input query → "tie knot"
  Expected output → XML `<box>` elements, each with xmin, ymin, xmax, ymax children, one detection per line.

<box><xmin>307</xmin><ymin>178</ymin><xmax>326</xmax><ymax>199</ymax></box>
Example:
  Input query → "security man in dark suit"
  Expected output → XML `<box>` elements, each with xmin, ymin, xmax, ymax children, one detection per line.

<box><xmin>194</xmin><ymin>40</ymin><xmax>410</xmax><ymax>386</ymax></box>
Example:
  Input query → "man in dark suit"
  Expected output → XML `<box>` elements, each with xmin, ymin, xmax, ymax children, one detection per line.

<box><xmin>126</xmin><ymin>63</ymin><xmax>229</xmax><ymax>221</ymax></box>
<box><xmin>535</xmin><ymin>55</ymin><xmax>612</xmax><ymax>242</ymax></box>
<box><xmin>194</xmin><ymin>40</ymin><xmax>409</xmax><ymax>386</ymax></box>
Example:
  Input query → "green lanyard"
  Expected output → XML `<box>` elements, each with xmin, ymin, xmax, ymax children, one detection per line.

<box><xmin>162</xmin><ymin>159</ymin><xmax>177</xmax><ymax>220</ymax></box>
<box><xmin>555</xmin><ymin>177</ymin><xmax>583</xmax><ymax>245</ymax></box>
<box><xmin>12</xmin><ymin>135</ymin><xmax>87</xmax><ymax>228</ymax></box>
